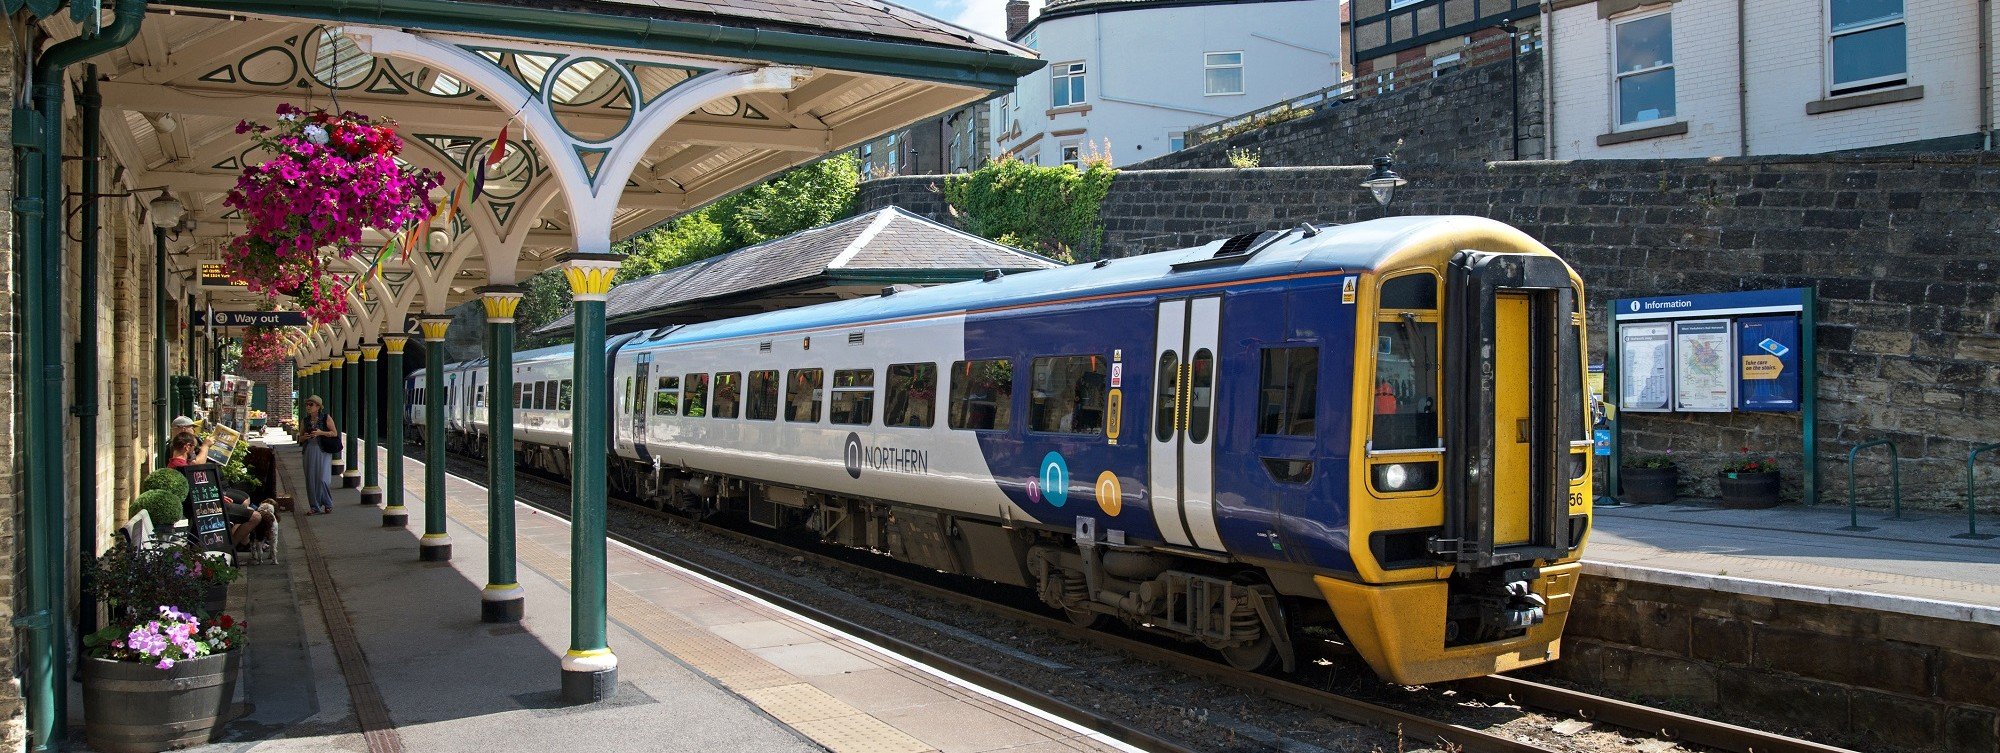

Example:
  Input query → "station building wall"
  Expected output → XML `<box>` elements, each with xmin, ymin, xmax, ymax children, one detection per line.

<box><xmin>856</xmin><ymin>151</ymin><xmax>2000</xmax><ymax>506</ymax></box>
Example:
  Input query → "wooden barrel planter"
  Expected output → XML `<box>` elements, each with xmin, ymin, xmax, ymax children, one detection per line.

<box><xmin>1619</xmin><ymin>466</ymin><xmax>1679</xmax><ymax>504</ymax></box>
<box><xmin>1719</xmin><ymin>470</ymin><xmax>1783</xmax><ymax>508</ymax></box>
<box><xmin>83</xmin><ymin>651</ymin><xmax>241</xmax><ymax>752</ymax></box>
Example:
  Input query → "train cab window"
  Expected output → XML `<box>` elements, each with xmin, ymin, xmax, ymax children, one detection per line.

<box><xmin>1154</xmin><ymin>351</ymin><xmax>1180</xmax><ymax>442</ymax></box>
<box><xmin>515</xmin><ymin>383</ymin><xmax>526</xmax><ymax>409</ymax></box>
<box><xmin>654</xmin><ymin>375</ymin><xmax>680</xmax><ymax>416</ymax></box>
<box><xmin>949</xmin><ymin>359</ymin><xmax>1013</xmax><ymax>431</ymax></box>
<box><xmin>746</xmin><ymin>370</ymin><xmax>779</xmax><ymax>420</ymax></box>
<box><xmin>1257</xmin><ymin>347</ymin><xmax>1318</xmax><ymax>436</ymax></box>
<box><xmin>1029</xmin><ymin>355</ymin><xmax>1107</xmax><ymax>435</ymax></box>
<box><xmin>558</xmin><ymin>380</ymin><xmax>573</xmax><ymax>411</ymax></box>
<box><xmin>712</xmin><ymin>373</ymin><xmax>741</xmax><ymax>418</ymax></box>
<box><xmin>829</xmin><ymin>369</ymin><xmax>875</xmax><ymax>425</ymax></box>
<box><xmin>884</xmin><ymin>363</ymin><xmax>937</xmax><ymax>427</ymax></box>
<box><xmin>786</xmin><ymin>368</ymin><xmax>824</xmax><ymax>422</ymax></box>
<box><xmin>1187</xmin><ymin>350</ymin><xmax>1215</xmax><ymax>443</ymax></box>
<box><xmin>683</xmin><ymin>373</ymin><xmax>709</xmax><ymax>417</ymax></box>
<box><xmin>1373</xmin><ymin>273</ymin><xmax>1440</xmax><ymax>451</ymax></box>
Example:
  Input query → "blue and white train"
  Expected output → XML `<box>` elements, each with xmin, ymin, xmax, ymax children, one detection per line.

<box><xmin>408</xmin><ymin>215</ymin><xmax>1592</xmax><ymax>683</ymax></box>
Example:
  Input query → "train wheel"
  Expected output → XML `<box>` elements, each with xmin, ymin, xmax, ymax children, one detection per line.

<box><xmin>1217</xmin><ymin>576</ymin><xmax>1292</xmax><ymax>673</ymax></box>
<box><xmin>1063</xmin><ymin>606</ymin><xmax>1106</xmax><ymax>629</ymax></box>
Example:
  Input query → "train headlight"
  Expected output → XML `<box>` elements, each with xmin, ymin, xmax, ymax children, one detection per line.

<box><xmin>1371</xmin><ymin>462</ymin><xmax>1438</xmax><ymax>493</ymax></box>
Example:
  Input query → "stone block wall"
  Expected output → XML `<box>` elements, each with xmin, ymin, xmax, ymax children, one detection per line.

<box><xmin>240</xmin><ymin>364</ymin><xmax>296</xmax><ymax>426</ymax></box>
<box><xmin>1545</xmin><ymin>574</ymin><xmax>2000</xmax><ymax>752</ymax></box>
<box><xmin>1127</xmin><ymin>49</ymin><xmax>1544</xmax><ymax>171</ymax></box>
<box><xmin>855</xmin><ymin>152</ymin><xmax>2000</xmax><ymax>506</ymax></box>
<box><xmin>0</xmin><ymin>26</ymin><xmax>22</xmax><ymax>751</ymax></box>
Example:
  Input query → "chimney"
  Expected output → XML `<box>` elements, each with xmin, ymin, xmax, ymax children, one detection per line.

<box><xmin>1005</xmin><ymin>0</ymin><xmax>1031</xmax><ymax>38</ymax></box>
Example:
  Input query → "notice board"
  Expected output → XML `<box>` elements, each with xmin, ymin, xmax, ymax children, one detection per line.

<box><xmin>1617</xmin><ymin>322</ymin><xmax>1673</xmax><ymax>412</ymax></box>
<box><xmin>1737</xmin><ymin>315</ymin><xmax>1801</xmax><ymax>411</ymax></box>
<box><xmin>1672</xmin><ymin>319</ymin><xmax>1734</xmax><ymax>412</ymax></box>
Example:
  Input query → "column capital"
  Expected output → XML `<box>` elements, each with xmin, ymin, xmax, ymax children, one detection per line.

<box><xmin>344</xmin><ymin>351</ymin><xmax>361</xmax><ymax>364</ymax></box>
<box><xmin>418</xmin><ymin>315</ymin><xmax>453</xmax><ymax>342</ymax></box>
<box><xmin>477</xmin><ymin>285</ymin><xmax>526</xmax><ymax>323</ymax></box>
<box><xmin>361</xmin><ymin>344</ymin><xmax>382</xmax><ymax>360</ymax></box>
<box><xmin>559</xmin><ymin>253</ymin><xmax>623</xmax><ymax>302</ymax></box>
<box><xmin>382</xmin><ymin>335</ymin><xmax>409</xmax><ymax>355</ymax></box>
<box><xmin>330</xmin><ymin>354</ymin><xmax>346</xmax><ymax>369</ymax></box>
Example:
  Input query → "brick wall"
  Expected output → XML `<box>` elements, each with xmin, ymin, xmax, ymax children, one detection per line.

<box><xmin>856</xmin><ymin>152</ymin><xmax>2000</xmax><ymax>506</ymax></box>
<box><xmin>1548</xmin><ymin>573</ymin><xmax>1999</xmax><ymax>752</ymax></box>
<box><xmin>1129</xmin><ymin>35</ymin><xmax>1544</xmax><ymax>171</ymax></box>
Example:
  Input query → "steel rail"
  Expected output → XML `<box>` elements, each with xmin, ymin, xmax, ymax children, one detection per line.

<box><xmin>427</xmin><ymin>445</ymin><xmax>1859</xmax><ymax>753</ymax></box>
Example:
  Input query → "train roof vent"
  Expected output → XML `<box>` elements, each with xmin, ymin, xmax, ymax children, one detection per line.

<box><xmin>758</xmin><ymin>341</ymin><xmax>772</xmax><ymax>352</ymax></box>
<box><xmin>847</xmin><ymin>331</ymin><xmax>864</xmax><ymax>345</ymax></box>
<box><xmin>1170</xmin><ymin>229</ymin><xmax>1286</xmax><ymax>272</ymax></box>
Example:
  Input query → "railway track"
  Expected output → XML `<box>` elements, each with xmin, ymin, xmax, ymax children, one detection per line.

<box><xmin>419</xmin><ymin>444</ymin><xmax>1856</xmax><ymax>753</ymax></box>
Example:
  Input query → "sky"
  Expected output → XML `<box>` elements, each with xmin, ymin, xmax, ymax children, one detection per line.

<box><xmin>890</xmin><ymin>0</ymin><xmax>1043</xmax><ymax>39</ymax></box>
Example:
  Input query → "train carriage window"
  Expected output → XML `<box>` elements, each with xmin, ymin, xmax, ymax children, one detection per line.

<box><xmin>535</xmin><ymin>381</ymin><xmax>549</xmax><ymax>410</ymax></box>
<box><xmin>654</xmin><ymin>375</ymin><xmax>680</xmax><ymax>416</ymax></box>
<box><xmin>1154</xmin><ymin>351</ymin><xmax>1180</xmax><ymax>442</ymax></box>
<box><xmin>746</xmin><ymin>370</ymin><xmax>779</xmax><ymax>420</ymax></box>
<box><xmin>515</xmin><ymin>383</ymin><xmax>526</xmax><ymax>409</ymax></box>
<box><xmin>948</xmin><ymin>359</ymin><xmax>1013</xmax><ymax>431</ymax></box>
<box><xmin>1378</xmin><ymin>274</ymin><xmax>1437</xmax><ymax>310</ymax></box>
<box><xmin>683</xmin><ymin>373</ymin><xmax>709</xmax><ymax>417</ymax></box>
<box><xmin>558</xmin><ymin>380</ymin><xmax>573</xmax><ymax>411</ymax></box>
<box><xmin>1258</xmin><ymin>347</ymin><xmax>1318</xmax><ymax>436</ymax></box>
<box><xmin>1187</xmin><ymin>350</ymin><xmax>1215</xmax><ymax>443</ymax></box>
<box><xmin>785</xmin><ymin>368</ymin><xmax>824</xmax><ymax>422</ymax></box>
<box><xmin>884</xmin><ymin>363</ymin><xmax>937</xmax><ymax>427</ymax></box>
<box><xmin>1029</xmin><ymin>355</ymin><xmax>1108</xmax><ymax>435</ymax></box>
<box><xmin>476</xmin><ymin>385</ymin><xmax>486</xmax><ymax>409</ymax></box>
<box><xmin>712</xmin><ymin>373</ymin><xmax>741</xmax><ymax>419</ymax></box>
<box><xmin>829</xmin><ymin>369</ymin><xmax>875</xmax><ymax>425</ymax></box>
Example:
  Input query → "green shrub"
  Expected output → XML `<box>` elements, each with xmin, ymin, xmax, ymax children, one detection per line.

<box><xmin>129</xmin><ymin>489</ymin><xmax>186</xmax><ymax>527</ymax></box>
<box><xmin>943</xmin><ymin>157</ymin><xmax>1115</xmax><ymax>262</ymax></box>
<box><xmin>142</xmin><ymin>467</ymin><xmax>189</xmax><ymax>500</ymax></box>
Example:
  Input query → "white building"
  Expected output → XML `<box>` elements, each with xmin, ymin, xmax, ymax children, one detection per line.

<box><xmin>990</xmin><ymin>0</ymin><xmax>1343</xmax><ymax>167</ymax></box>
<box><xmin>1550</xmin><ymin>0</ymin><xmax>1996</xmax><ymax>158</ymax></box>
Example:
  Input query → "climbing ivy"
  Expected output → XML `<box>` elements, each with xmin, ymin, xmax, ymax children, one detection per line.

<box><xmin>942</xmin><ymin>158</ymin><xmax>1115</xmax><ymax>263</ymax></box>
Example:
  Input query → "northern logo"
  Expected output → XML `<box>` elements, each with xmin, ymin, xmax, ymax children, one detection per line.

<box><xmin>843</xmin><ymin>432</ymin><xmax>864</xmax><ymax>479</ymax></box>
<box><xmin>842</xmin><ymin>432</ymin><xmax>929</xmax><ymax>479</ymax></box>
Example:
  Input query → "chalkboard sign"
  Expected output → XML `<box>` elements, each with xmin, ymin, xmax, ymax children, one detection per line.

<box><xmin>179</xmin><ymin>464</ymin><xmax>230</xmax><ymax>552</ymax></box>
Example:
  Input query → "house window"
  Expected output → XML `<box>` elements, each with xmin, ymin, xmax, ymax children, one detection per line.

<box><xmin>1828</xmin><ymin>0</ymin><xmax>1905</xmax><ymax>94</ymax></box>
<box><xmin>1204</xmin><ymin>52</ymin><xmax>1243</xmax><ymax>95</ymax></box>
<box><xmin>1060</xmin><ymin>143</ymin><xmax>1082</xmax><ymax>167</ymax></box>
<box><xmin>1389</xmin><ymin>0</ymin><xmax>1422</xmax><ymax>7</ymax></box>
<box><xmin>1613</xmin><ymin>11</ymin><xmax>1675</xmax><ymax>127</ymax></box>
<box><xmin>1431</xmin><ymin>52</ymin><xmax>1462</xmax><ymax>78</ymax></box>
<box><xmin>1052</xmin><ymin>61</ymin><xmax>1086</xmax><ymax>107</ymax></box>
<box><xmin>1169</xmin><ymin>132</ymin><xmax>1185</xmax><ymax>151</ymax></box>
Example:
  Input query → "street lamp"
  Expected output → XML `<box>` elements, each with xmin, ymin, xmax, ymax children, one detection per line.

<box><xmin>1361</xmin><ymin>156</ymin><xmax>1407</xmax><ymax>210</ymax></box>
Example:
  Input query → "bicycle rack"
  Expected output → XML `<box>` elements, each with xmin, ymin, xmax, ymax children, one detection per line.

<box><xmin>1843</xmin><ymin>439</ymin><xmax>1900</xmax><ymax>531</ymax></box>
<box><xmin>1955</xmin><ymin>443</ymin><xmax>2000</xmax><ymax>541</ymax></box>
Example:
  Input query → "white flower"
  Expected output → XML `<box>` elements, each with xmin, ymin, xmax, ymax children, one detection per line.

<box><xmin>277</xmin><ymin>112</ymin><xmax>298</xmax><ymax>122</ymax></box>
<box><xmin>302</xmin><ymin>124</ymin><xmax>329</xmax><ymax>145</ymax></box>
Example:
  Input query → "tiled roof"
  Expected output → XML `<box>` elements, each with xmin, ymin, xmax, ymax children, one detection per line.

<box><xmin>536</xmin><ymin>207</ymin><xmax>1060</xmax><ymax>334</ymax></box>
<box><xmin>513</xmin><ymin>0</ymin><xmax>1028</xmax><ymax>56</ymax></box>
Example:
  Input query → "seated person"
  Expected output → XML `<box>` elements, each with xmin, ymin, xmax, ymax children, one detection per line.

<box><xmin>166</xmin><ymin>433</ymin><xmax>213</xmax><ymax>469</ymax></box>
<box><xmin>219</xmin><ymin>487</ymin><xmax>275</xmax><ymax>550</ymax></box>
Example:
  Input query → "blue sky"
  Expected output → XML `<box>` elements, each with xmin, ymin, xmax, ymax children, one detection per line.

<box><xmin>889</xmin><ymin>0</ymin><xmax>1043</xmax><ymax>38</ymax></box>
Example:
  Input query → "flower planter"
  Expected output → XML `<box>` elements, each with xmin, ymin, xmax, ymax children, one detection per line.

<box><xmin>202</xmin><ymin>581</ymin><xmax>229</xmax><ymax>617</ymax></box>
<box><xmin>249</xmin><ymin>418</ymin><xmax>267</xmax><ymax>432</ymax></box>
<box><xmin>1619</xmin><ymin>466</ymin><xmax>1679</xmax><ymax>504</ymax></box>
<box><xmin>82</xmin><ymin>651</ymin><xmax>241</xmax><ymax>753</ymax></box>
<box><xmin>1719</xmin><ymin>470</ymin><xmax>1782</xmax><ymax>508</ymax></box>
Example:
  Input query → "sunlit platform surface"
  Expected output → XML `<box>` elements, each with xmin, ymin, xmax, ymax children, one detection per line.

<box><xmin>160</xmin><ymin>430</ymin><xmax>1137</xmax><ymax>753</ymax></box>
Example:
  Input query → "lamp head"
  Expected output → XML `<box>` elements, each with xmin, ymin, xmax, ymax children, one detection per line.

<box><xmin>1361</xmin><ymin>157</ymin><xmax>1407</xmax><ymax>208</ymax></box>
<box><xmin>148</xmin><ymin>194</ymin><xmax>185</xmax><ymax>228</ymax></box>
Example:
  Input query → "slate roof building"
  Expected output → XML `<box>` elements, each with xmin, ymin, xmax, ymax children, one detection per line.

<box><xmin>536</xmin><ymin>207</ymin><xmax>1061</xmax><ymax>335</ymax></box>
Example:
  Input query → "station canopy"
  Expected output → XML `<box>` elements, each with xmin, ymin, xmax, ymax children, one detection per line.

<box><xmin>68</xmin><ymin>0</ymin><xmax>1038</xmax><ymax>331</ymax></box>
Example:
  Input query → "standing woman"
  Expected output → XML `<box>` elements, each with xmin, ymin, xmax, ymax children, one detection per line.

<box><xmin>299</xmin><ymin>395</ymin><xmax>338</xmax><ymax>514</ymax></box>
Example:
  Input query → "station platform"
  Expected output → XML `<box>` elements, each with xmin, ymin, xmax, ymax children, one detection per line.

<box><xmin>181</xmin><ymin>430</ymin><xmax>1138</xmax><ymax>753</ymax></box>
<box><xmin>1587</xmin><ymin>500</ymin><xmax>2000</xmax><ymax>624</ymax></box>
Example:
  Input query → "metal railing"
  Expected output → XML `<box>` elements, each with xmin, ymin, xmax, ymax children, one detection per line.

<box><xmin>1842</xmin><ymin>439</ymin><xmax>1900</xmax><ymax>531</ymax></box>
<box><xmin>1958</xmin><ymin>443</ymin><xmax>2000</xmax><ymax>540</ymax></box>
<box><xmin>1184</xmin><ymin>79</ymin><xmax>1358</xmax><ymax>147</ymax></box>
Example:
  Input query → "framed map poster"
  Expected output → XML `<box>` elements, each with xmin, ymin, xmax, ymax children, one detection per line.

<box><xmin>1672</xmin><ymin>319</ymin><xmax>1734</xmax><ymax>412</ymax></box>
<box><xmin>1617</xmin><ymin>322</ymin><xmax>1673</xmax><ymax>412</ymax></box>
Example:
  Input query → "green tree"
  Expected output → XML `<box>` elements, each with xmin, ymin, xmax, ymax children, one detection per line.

<box><xmin>514</xmin><ymin>268</ymin><xmax>575</xmax><ymax>346</ymax></box>
<box><xmin>617</xmin><ymin>153</ymin><xmax>859</xmax><ymax>282</ymax></box>
<box><xmin>942</xmin><ymin>158</ymin><xmax>1115</xmax><ymax>262</ymax></box>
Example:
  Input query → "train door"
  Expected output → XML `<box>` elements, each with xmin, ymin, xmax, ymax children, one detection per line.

<box><xmin>631</xmin><ymin>352</ymin><xmax>653</xmax><ymax>460</ymax></box>
<box><xmin>1490</xmin><ymin>294</ymin><xmax>1534</xmax><ymax>546</ymax></box>
<box><xmin>1149</xmin><ymin>296</ymin><xmax>1227</xmax><ymax>551</ymax></box>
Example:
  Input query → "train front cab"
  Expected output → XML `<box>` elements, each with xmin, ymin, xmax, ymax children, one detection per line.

<box><xmin>1318</xmin><ymin>233</ymin><xmax>1590</xmax><ymax>685</ymax></box>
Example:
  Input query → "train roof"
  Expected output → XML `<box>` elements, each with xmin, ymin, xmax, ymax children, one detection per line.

<box><xmin>637</xmin><ymin>215</ymin><xmax>1545</xmax><ymax>348</ymax></box>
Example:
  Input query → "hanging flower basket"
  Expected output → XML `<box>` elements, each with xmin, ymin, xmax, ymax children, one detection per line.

<box><xmin>240</xmin><ymin>327</ymin><xmax>287</xmax><ymax>373</ymax></box>
<box><xmin>224</xmin><ymin>104</ymin><xmax>442</xmax><ymax>325</ymax></box>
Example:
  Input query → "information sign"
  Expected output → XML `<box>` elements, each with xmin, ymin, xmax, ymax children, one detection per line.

<box><xmin>195</xmin><ymin>310</ymin><xmax>307</xmax><ymax>327</ymax></box>
<box><xmin>1737</xmin><ymin>315</ymin><xmax>1801</xmax><ymax>411</ymax></box>
<box><xmin>1672</xmin><ymin>319</ymin><xmax>1734</xmax><ymax>412</ymax></box>
<box><xmin>179</xmin><ymin>464</ymin><xmax>230</xmax><ymax>552</ymax></box>
<box><xmin>1617</xmin><ymin>322</ymin><xmax>1673</xmax><ymax>412</ymax></box>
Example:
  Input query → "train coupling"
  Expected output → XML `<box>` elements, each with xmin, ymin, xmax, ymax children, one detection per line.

<box><xmin>1445</xmin><ymin>566</ymin><xmax>1547</xmax><ymax>645</ymax></box>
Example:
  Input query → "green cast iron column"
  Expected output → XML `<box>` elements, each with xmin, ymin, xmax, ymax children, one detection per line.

<box><xmin>330</xmin><ymin>353</ymin><xmax>347</xmax><ymax>478</ymax></box>
<box><xmin>419</xmin><ymin>318</ymin><xmax>453</xmax><ymax>560</ymax></box>
<box><xmin>481</xmin><ymin>287</ymin><xmax>524</xmax><ymax>622</ymax></box>
<box><xmin>344</xmin><ymin>350</ymin><xmax>363</xmax><ymax>488</ymax></box>
<box><xmin>382</xmin><ymin>337</ymin><xmax>408</xmax><ymax>525</ymax></box>
<box><xmin>560</xmin><ymin>256</ymin><xmax>620</xmax><ymax>702</ymax></box>
<box><xmin>360</xmin><ymin>344</ymin><xmax>384</xmax><ymax>506</ymax></box>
